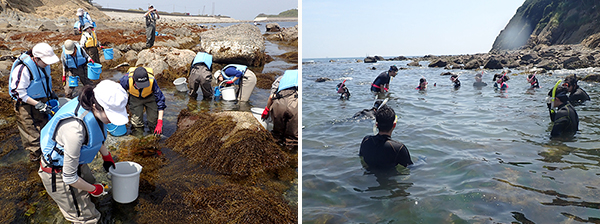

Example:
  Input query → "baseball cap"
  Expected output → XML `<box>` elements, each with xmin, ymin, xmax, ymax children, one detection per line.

<box><xmin>133</xmin><ymin>67</ymin><xmax>151</xmax><ymax>88</ymax></box>
<box><xmin>63</xmin><ymin>40</ymin><xmax>76</xmax><ymax>55</ymax></box>
<box><xmin>93</xmin><ymin>80</ymin><xmax>129</xmax><ymax>126</ymax></box>
<box><xmin>32</xmin><ymin>43</ymin><xmax>60</xmax><ymax>65</ymax></box>
<box><xmin>77</xmin><ymin>8</ymin><xmax>84</xmax><ymax>16</ymax></box>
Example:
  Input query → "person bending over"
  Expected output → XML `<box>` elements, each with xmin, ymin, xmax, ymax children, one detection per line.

<box><xmin>359</xmin><ymin>105</ymin><xmax>413</xmax><ymax>170</ymax></box>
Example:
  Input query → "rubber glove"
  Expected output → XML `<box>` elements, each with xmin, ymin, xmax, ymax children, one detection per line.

<box><xmin>154</xmin><ymin>119</ymin><xmax>163</xmax><ymax>135</ymax></box>
<box><xmin>261</xmin><ymin>106</ymin><xmax>270</xmax><ymax>119</ymax></box>
<box><xmin>62</xmin><ymin>75</ymin><xmax>66</xmax><ymax>86</ymax></box>
<box><xmin>89</xmin><ymin>183</ymin><xmax>107</xmax><ymax>197</ymax></box>
<box><xmin>383</xmin><ymin>87</ymin><xmax>389</xmax><ymax>92</ymax></box>
<box><xmin>35</xmin><ymin>102</ymin><xmax>51</xmax><ymax>114</ymax></box>
<box><xmin>225</xmin><ymin>80</ymin><xmax>234</xmax><ymax>85</ymax></box>
<box><xmin>88</xmin><ymin>58</ymin><xmax>94</xmax><ymax>64</ymax></box>
<box><xmin>102</xmin><ymin>152</ymin><xmax>115</xmax><ymax>172</ymax></box>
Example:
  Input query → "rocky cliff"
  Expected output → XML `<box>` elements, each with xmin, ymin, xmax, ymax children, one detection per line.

<box><xmin>492</xmin><ymin>0</ymin><xmax>600</xmax><ymax>51</ymax></box>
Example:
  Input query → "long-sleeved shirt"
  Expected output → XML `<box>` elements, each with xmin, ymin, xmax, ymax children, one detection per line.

<box><xmin>54</xmin><ymin>118</ymin><xmax>87</xmax><ymax>184</ymax></box>
<box><xmin>119</xmin><ymin>75</ymin><xmax>167</xmax><ymax>110</ymax></box>
<box><xmin>10</xmin><ymin>64</ymin><xmax>33</xmax><ymax>102</ymax></box>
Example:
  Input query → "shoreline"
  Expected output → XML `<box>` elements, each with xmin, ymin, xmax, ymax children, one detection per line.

<box><xmin>102</xmin><ymin>10</ymin><xmax>297</xmax><ymax>24</ymax></box>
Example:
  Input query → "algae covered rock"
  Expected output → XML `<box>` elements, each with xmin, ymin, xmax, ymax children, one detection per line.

<box><xmin>166</xmin><ymin>110</ymin><xmax>290</xmax><ymax>179</ymax></box>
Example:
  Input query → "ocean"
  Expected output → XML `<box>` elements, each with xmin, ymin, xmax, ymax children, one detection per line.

<box><xmin>302</xmin><ymin>57</ymin><xmax>600</xmax><ymax>223</ymax></box>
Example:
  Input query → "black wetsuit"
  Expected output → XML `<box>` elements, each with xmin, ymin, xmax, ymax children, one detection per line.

<box><xmin>569</xmin><ymin>87</ymin><xmax>590</xmax><ymax>105</ymax></box>
<box><xmin>353</xmin><ymin>109</ymin><xmax>376</xmax><ymax>120</ymax></box>
<box><xmin>453</xmin><ymin>80</ymin><xmax>461</xmax><ymax>88</ymax></box>
<box><xmin>473</xmin><ymin>81</ymin><xmax>487</xmax><ymax>87</ymax></box>
<box><xmin>551</xmin><ymin>102</ymin><xmax>578</xmax><ymax>138</ymax></box>
<box><xmin>359</xmin><ymin>134</ymin><xmax>413</xmax><ymax>169</ymax></box>
<box><xmin>529</xmin><ymin>77</ymin><xmax>540</xmax><ymax>89</ymax></box>
<box><xmin>371</xmin><ymin>71</ymin><xmax>391</xmax><ymax>92</ymax></box>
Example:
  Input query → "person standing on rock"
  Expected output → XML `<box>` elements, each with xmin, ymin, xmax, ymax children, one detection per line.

<box><xmin>9</xmin><ymin>43</ymin><xmax>60</xmax><ymax>161</ymax></box>
<box><xmin>371</xmin><ymin>65</ymin><xmax>398</xmax><ymax>93</ymax></box>
<box><xmin>261</xmin><ymin>70</ymin><xmax>298</xmax><ymax>148</ymax></box>
<box><xmin>144</xmin><ymin>5</ymin><xmax>160</xmax><ymax>48</ymax></box>
<box><xmin>119</xmin><ymin>67</ymin><xmax>166</xmax><ymax>136</ymax></box>
<box><xmin>188</xmin><ymin>52</ymin><xmax>213</xmax><ymax>100</ymax></box>
<box><xmin>214</xmin><ymin>64</ymin><xmax>257</xmax><ymax>102</ymax></box>
<box><xmin>563</xmin><ymin>74</ymin><xmax>590</xmax><ymax>105</ymax></box>
<box><xmin>76</xmin><ymin>8</ymin><xmax>94</xmax><ymax>34</ymax></box>
<box><xmin>79</xmin><ymin>23</ymin><xmax>101</xmax><ymax>63</ymax></box>
<box><xmin>61</xmin><ymin>40</ymin><xmax>94</xmax><ymax>98</ymax></box>
<box><xmin>38</xmin><ymin>80</ymin><xmax>127</xmax><ymax>223</ymax></box>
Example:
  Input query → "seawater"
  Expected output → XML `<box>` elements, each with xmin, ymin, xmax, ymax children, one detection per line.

<box><xmin>302</xmin><ymin>58</ymin><xmax>600</xmax><ymax>223</ymax></box>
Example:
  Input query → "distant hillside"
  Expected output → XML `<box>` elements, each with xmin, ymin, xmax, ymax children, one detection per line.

<box><xmin>0</xmin><ymin>0</ymin><xmax>107</xmax><ymax>19</ymax></box>
<box><xmin>492</xmin><ymin>0</ymin><xmax>600</xmax><ymax>51</ymax></box>
<box><xmin>255</xmin><ymin>9</ymin><xmax>297</xmax><ymax>18</ymax></box>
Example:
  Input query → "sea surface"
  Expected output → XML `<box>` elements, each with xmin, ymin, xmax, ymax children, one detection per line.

<box><xmin>302</xmin><ymin>57</ymin><xmax>600</xmax><ymax>223</ymax></box>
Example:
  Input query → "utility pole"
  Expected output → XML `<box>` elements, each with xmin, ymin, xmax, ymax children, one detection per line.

<box><xmin>212</xmin><ymin>2</ymin><xmax>215</xmax><ymax>16</ymax></box>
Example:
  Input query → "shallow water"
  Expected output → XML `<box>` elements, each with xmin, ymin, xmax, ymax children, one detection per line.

<box><xmin>302</xmin><ymin>58</ymin><xmax>600</xmax><ymax>223</ymax></box>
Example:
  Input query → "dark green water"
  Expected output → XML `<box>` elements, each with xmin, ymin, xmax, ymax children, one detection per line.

<box><xmin>302</xmin><ymin>58</ymin><xmax>600</xmax><ymax>223</ymax></box>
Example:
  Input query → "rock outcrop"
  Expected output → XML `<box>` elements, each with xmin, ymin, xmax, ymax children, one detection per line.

<box><xmin>199</xmin><ymin>23</ymin><xmax>265</xmax><ymax>67</ymax></box>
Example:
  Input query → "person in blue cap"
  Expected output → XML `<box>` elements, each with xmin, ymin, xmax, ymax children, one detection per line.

<box><xmin>215</xmin><ymin>64</ymin><xmax>257</xmax><ymax>102</ymax></box>
<box><xmin>371</xmin><ymin>65</ymin><xmax>398</xmax><ymax>93</ymax></box>
<box><xmin>547</xmin><ymin>85</ymin><xmax>578</xmax><ymax>138</ymax></box>
<box><xmin>188</xmin><ymin>52</ymin><xmax>213</xmax><ymax>100</ymax></box>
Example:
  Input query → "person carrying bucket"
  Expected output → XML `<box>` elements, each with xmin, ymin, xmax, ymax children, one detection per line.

<box><xmin>8</xmin><ymin>43</ymin><xmax>60</xmax><ymax>161</ymax></box>
<box><xmin>38</xmin><ymin>80</ymin><xmax>128</xmax><ymax>223</ymax></box>
<box><xmin>79</xmin><ymin>23</ymin><xmax>101</xmax><ymax>63</ymax></box>
<box><xmin>61</xmin><ymin>40</ymin><xmax>94</xmax><ymax>99</ymax></box>
<box><xmin>359</xmin><ymin>105</ymin><xmax>414</xmax><ymax>170</ymax></box>
<box><xmin>261</xmin><ymin>70</ymin><xmax>298</xmax><ymax>148</ymax></box>
<box><xmin>546</xmin><ymin>84</ymin><xmax>578</xmax><ymax>138</ymax></box>
<box><xmin>75</xmin><ymin>8</ymin><xmax>94</xmax><ymax>35</ymax></box>
<box><xmin>119</xmin><ymin>67</ymin><xmax>166</xmax><ymax>136</ymax></box>
<box><xmin>214</xmin><ymin>64</ymin><xmax>257</xmax><ymax>102</ymax></box>
<box><xmin>188</xmin><ymin>52</ymin><xmax>213</xmax><ymax>100</ymax></box>
<box><xmin>371</xmin><ymin>65</ymin><xmax>398</xmax><ymax>93</ymax></box>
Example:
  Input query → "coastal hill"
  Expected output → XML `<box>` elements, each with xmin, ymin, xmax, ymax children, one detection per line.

<box><xmin>0</xmin><ymin>0</ymin><xmax>108</xmax><ymax>19</ymax></box>
<box><xmin>492</xmin><ymin>0</ymin><xmax>600</xmax><ymax>51</ymax></box>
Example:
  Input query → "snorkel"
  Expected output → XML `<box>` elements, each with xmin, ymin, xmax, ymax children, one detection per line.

<box><xmin>337</xmin><ymin>79</ymin><xmax>347</xmax><ymax>93</ymax></box>
<box><xmin>527</xmin><ymin>71</ymin><xmax>537</xmax><ymax>84</ymax></box>
<box><xmin>550</xmin><ymin>79</ymin><xmax>562</xmax><ymax>113</ymax></box>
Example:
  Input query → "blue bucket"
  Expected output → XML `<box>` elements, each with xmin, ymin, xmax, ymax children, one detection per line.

<box><xmin>87</xmin><ymin>63</ymin><xmax>102</xmax><ymax>80</ymax></box>
<box><xmin>46</xmin><ymin>99</ymin><xmax>59</xmax><ymax>118</ymax></box>
<box><xmin>68</xmin><ymin>76</ymin><xmax>79</xmax><ymax>87</ymax></box>
<box><xmin>103</xmin><ymin>48</ymin><xmax>113</xmax><ymax>60</ymax></box>
<box><xmin>106</xmin><ymin>123</ymin><xmax>127</xmax><ymax>136</ymax></box>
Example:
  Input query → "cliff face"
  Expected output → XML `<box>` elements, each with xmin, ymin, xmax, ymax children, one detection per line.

<box><xmin>492</xmin><ymin>0</ymin><xmax>600</xmax><ymax>51</ymax></box>
<box><xmin>0</xmin><ymin>0</ymin><xmax>107</xmax><ymax>19</ymax></box>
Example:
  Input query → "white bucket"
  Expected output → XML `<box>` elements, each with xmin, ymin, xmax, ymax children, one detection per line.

<box><xmin>221</xmin><ymin>86</ymin><xmax>236</xmax><ymax>101</ymax></box>
<box><xmin>250</xmin><ymin>107</ymin><xmax>273</xmax><ymax>131</ymax></box>
<box><xmin>173</xmin><ymin>77</ymin><xmax>188</xmax><ymax>92</ymax></box>
<box><xmin>109</xmin><ymin>161</ymin><xmax>143</xmax><ymax>204</ymax></box>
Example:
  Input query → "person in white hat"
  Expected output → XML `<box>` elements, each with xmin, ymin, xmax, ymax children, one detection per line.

<box><xmin>79</xmin><ymin>22</ymin><xmax>101</xmax><ymax>63</ymax></box>
<box><xmin>144</xmin><ymin>4</ymin><xmax>160</xmax><ymax>48</ymax></box>
<box><xmin>8</xmin><ymin>42</ymin><xmax>60</xmax><ymax>161</ymax></box>
<box><xmin>76</xmin><ymin>8</ymin><xmax>94</xmax><ymax>34</ymax></box>
<box><xmin>61</xmin><ymin>39</ymin><xmax>94</xmax><ymax>98</ymax></box>
<box><xmin>38</xmin><ymin>80</ymin><xmax>129</xmax><ymax>223</ymax></box>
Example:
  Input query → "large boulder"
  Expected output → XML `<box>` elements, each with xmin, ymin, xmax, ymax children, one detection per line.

<box><xmin>135</xmin><ymin>47</ymin><xmax>195</xmax><ymax>77</ymax></box>
<box><xmin>199</xmin><ymin>23</ymin><xmax>265</xmax><ymax>67</ymax></box>
<box><xmin>38</xmin><ymin>21</ymin><xmax>58</xmax><ymax>32</ymax></box>
<box><xmin>428</xmin><ymin>59</ymin><xmax>447</xmax><ymax>68</ymax></box>
<box><xmin>265</xmin><ymin>23</ymin><xmax>281</xmax><ymax>32</ymax></box>
<box><xmin>364</xmin><ymin>56</ymin><xmax>377</xmax><ymax>63</ymax></box>
<box><xmin>483</xmin><ymin>57</ymin><xmax>503</xmax><ymax>69</ymax></box>
<box><xmin>464</xmin><ymin>58</ymin><xmax>482</xmax><ymax>69</ymax></box>
<box><xmin>407</xmin><ymin>60</ymin><xmax>421</xmax><ymax>67</ymax></box>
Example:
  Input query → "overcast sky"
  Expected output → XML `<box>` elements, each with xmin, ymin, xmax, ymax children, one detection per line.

<box><xmin>303</xmin><ymin>0</ymin><xmax>526</xmax><ymax>58</ymax></box>
<box><xmin>92</xmin><ymin>0</ymin><xmax>298</xmax><ymax>20</ymax></box>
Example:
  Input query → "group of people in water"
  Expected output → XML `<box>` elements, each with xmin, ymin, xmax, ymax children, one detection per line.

<box><xmin>344</xmin><ymin>65</ymin><xmax>592</xmax><ymax>171</ymax></box>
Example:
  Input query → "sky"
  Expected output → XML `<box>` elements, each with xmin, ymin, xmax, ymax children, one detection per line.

<box><xmin>91</xmin><ymin>0</ymin><xmax>298</xmax><ymax>20</ymax></box>
<box><xmin>303</xmin><ymin>0</ymin><xmax>526</xmax><ymax>59</ymax></box>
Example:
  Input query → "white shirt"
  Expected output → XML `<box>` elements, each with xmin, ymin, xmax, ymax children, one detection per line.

<box><xmin>9</xmin><ymin>64</ymin><xmax>32</xmax><ymax>102</ymax></box>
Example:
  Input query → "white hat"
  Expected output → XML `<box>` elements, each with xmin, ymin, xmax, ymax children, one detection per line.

<box><xmin>93</xmin><ymin>80</ymin><xmax>129</xmax><ymax>126</ymax></box>
<box><xmin>32</xmin><ymin>43</ymin><xmax>60</xmax><ymax>65</ymax></box>
<box><xmin>63</xmin><ymin>40</ymin><xmax>76</xmax><ymax>55</ymax></box>
<box><xmin>77</xmin><ymin>8</ymin><xmax>84</xmax><ymax>16</ymax></box>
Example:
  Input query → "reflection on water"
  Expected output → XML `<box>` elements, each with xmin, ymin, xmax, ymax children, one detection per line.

<box><xmin>303</xmin><ymin>58</ymin><xmax>600</xmax><ymax>223</ymax></box>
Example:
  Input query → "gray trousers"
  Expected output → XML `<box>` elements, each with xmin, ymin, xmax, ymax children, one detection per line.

<box><xmin>237</xmin><ymin>70</ymin><xmax>257</xmax><ymax>102</ymax></box>
<box><xmin>146</xmin><ymin>24</ymin><xmax>156</xmax><ymax>48</ymax></box>
<box><xmin>270</xmin><ymin>89</ymin><xmax>298</xmax><ymax>147</ymax></box>
<box><xmin>38</xmin><ymin>164</ymin><xmax>101</xmax><ymax>223</ymax></box>
<box><xmin>15</xmin><ymin>100</ymin><xmax>49</xmax><ymax>158</ymax></box>
<box><xmin>129</xmin><ymin>94</ymin><xmax>158</xmax><ymax>131</ymax></box>
<box><xmin>188</xmin><ymin>64</ymin><xmax>212</xmax><ymax>100</ymax></box>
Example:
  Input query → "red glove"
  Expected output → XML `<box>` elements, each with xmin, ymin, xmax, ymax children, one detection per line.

<box><xmin>102</xmin><ymin>152</ymin><xmax>115</xmax><ymax>172</ymax></box>
<box><xmin>88</xmin><ymin>58</ymin><xmax>94</xmax><ymax>64</ymax></box>
<box><xmin>225</xmin><ymin>80</ymin><xmax>234</xmax><ymax>85</ymax></box>
<box><xmin>261</xmin><ymin>106</ymin><xmax>270</xmax><ymax>119</ymax></box>
<box><xmin>89</xmin><ymin>183</ymin><xmax>106</xmax><ymax>197</ymax></box>
<box><xmin>383</xmin><ymin>87</ymin><xmax>389</xmax><ymax>92</ymax></box>
<box><xmin>62</xmin><ymin>75</ymin><xmax>66</xmax><ymax>86</ymax></box>
<box><xmin>154</xmin><ymin>119</ymin><xmax>163</xmax><ymax>135</ymax></box>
